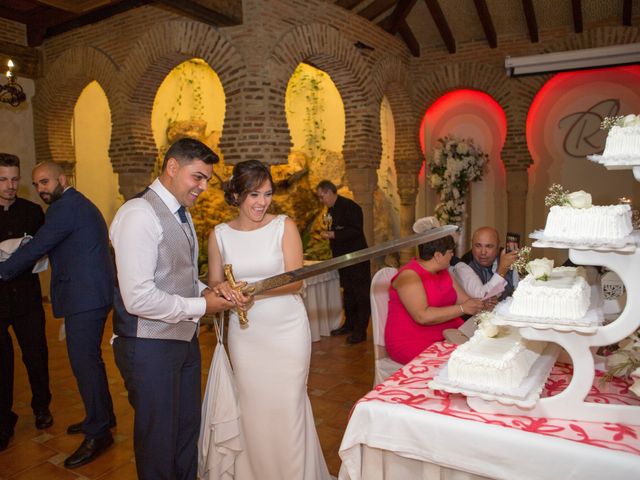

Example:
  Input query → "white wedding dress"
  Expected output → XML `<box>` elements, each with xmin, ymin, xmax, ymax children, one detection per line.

<box><xmin>206</xmin><ymin>214</ymin><xmax>331</xmax><ymax>480</ymax></box>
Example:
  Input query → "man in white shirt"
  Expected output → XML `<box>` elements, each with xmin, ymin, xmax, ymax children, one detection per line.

<box><xmin>110</xmin><ymin>138</ymin><xmax>242</xmax><ymax>480</ymax></box>
<box><xmin>452</xmin><ymin>227</ymin><xmax>519</xmax><ymax>302</ymax></box>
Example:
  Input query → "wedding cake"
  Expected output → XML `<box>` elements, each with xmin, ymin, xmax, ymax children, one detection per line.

<box><xmin>600</xmin><ymin>114</ymin><xmax>640</xmax><ymax>160</ymax></box>
<box><xmin>543</xmin><ymin>189</ymin><xmax>633</xmax><ymax>242</ymax></box>
<box><xmin>448</xmin><ymin>323</ymin><xmax>546</xmax><ymax>391</ymax></box>
<box><xmin>509</xmin><ymin>266</ymin><xmax>591</xmax><ymax>321</ymax></box>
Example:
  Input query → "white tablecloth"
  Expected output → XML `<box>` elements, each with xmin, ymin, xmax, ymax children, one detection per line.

<box><xmin>338</xmin><ymin>342</ymin><xmax>640</xmax><ymax>480</ymax></box>
<box><xmin>303</xmin><ymin>270</ymin><xmax>343</xmax><ymax>342</ymax></box>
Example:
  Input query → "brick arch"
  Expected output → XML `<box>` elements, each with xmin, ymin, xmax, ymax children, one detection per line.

<box><xmin>370</xmin><ymin>55</ymin><xmax>422</xmax><ymax>200</ymax></box>
<box><xmin>414</xmin><ymin>62</ymin><xmax>514</xmax><ymax>168</ymax></box>
<box><xmin>111</xmin><ymin>20</ymin><xmax>246</xmax><ymax>194</ymax></box>
<box><xmin>266</xmin><ymin>23</ymin><xmax>379</xmax><ymax>168</ymax></box>
<box><xmin>33</xmin><ymin>46</ymin><xmax>119</xmax><ymax>166</ymax></box>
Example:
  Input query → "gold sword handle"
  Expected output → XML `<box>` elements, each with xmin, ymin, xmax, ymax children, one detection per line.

<box><xmin>223</xmin><ymin>264</ymin><xmax>249</xmax><ymax>327</ymax></box>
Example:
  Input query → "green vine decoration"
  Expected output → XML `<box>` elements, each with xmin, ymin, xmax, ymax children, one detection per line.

<box><xmin>287</xmin><ymin>64</ymin><xmax>326</xmax><ymax>161</ymax></box>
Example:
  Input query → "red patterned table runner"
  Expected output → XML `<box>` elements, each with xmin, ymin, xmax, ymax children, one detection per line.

<box><xmin>361</xmin><ymin>341</ymin><xmax>640</xmax><ymax>455</ymax></box>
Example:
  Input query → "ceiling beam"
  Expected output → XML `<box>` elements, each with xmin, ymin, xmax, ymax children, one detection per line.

<box><xmin>398</xmin><ymin>19</ymin><xmax>420</xmax><ymax>57</ymax></box>
<box><xmin>571</xmin><ymin>0</ymin><xmax>583</xmax><ymax>33</ymax></box>
<box><xmin>336</xmin><ymin>0</ymin><xmax>366</xmax><ymax>10</ymax></box>
<box><xmin>44</xmin><ymin>0</ymin><xmax>151</xmax><ymax>45</ymax></box>
<box><xmin>386</xmin><ymin>0</ymin><xmax>418</xmax><ymax>35</ymax></box>
<box><xmin>423</xmin><ymin>0</ymin><xmax>456</xmax><ymax>54</ymax></box>
<box><xmin>359</xmin><ymin>0</ymin><xmax>397</xmax><ymax>21</ymax></box>
<box><xmin>153</xmin><ymin>0</ymin><xmax>241</xmax><ymax>26</ymax></box>
<box><xmin>473</xmin><ymin>0</ymin><xmax>497</xmax><ymax>48</ymax></box>
<box><xmin>521</xmin><ymin>0</ymin><xmax>539</xmax><ymax>43</ymax></box>
<box><xmin>623</xmin><ymin>0</ymin><xmax>632</xmax><ymax>26</ymax></box>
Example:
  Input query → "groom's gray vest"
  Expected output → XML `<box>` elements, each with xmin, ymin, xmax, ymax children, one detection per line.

<box><xmin>113</xmin><ymin>188</ymin><xmax>199</xmax><ymax>342</ymax></box>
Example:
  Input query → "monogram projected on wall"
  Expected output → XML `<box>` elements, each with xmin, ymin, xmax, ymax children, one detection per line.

<box><xmin>558</xmin><ymin>99</ymin><xmax>620</xmax><ymax>158</ymax></box>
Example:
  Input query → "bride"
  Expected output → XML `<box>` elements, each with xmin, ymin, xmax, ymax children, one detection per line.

<box><xmin>206</xmin><ymin>160</ymin><xmax>332</xmax><ymax>479</ymax></box>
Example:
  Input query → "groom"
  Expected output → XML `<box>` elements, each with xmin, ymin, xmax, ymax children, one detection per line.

<box><xmin>110</xmin><ymin>138</ymin><xmax>238</xmax><ymax>479</ymax></box>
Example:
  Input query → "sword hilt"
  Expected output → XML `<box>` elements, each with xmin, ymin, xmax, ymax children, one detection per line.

<box><xmin>223</xmin><ymin>264</ymin><xmax>249</xmax><ymax>327</ymax></box>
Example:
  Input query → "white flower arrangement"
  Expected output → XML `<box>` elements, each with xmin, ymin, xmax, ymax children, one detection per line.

<box><xmin>601</xmin><ymin>331</ymin><xmax>640</xmax><ymax>397</ymax></box>
<box><xmin>475</xmin><ymin>311</ymin><xmax>499</xmax><ymax>338</ymax></box>
<box><xmin>526</xmin><ymin>258</ymin><xmax>554</xmax><ymax>281</ymax></box>
<box><xmin>428</xmin><ymin>136</ymin><xmax>487</xmax><ymax>225</ymax></box>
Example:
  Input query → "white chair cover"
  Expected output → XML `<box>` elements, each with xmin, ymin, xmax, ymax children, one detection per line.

<box><xmin>198</xmin><ymin>315</ymin><xmax>244</xmax><ymax>480</ymax></box>
<box><xmin>370</xmin><ymin>267</ymin><xmax>402</xmax><ymax>386</ymax></box>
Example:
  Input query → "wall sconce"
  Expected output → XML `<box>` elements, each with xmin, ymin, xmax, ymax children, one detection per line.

<box><xmin>1</xmin><ymin>60</ymin><xmax>27</xmax><ymax>107</ymax></box>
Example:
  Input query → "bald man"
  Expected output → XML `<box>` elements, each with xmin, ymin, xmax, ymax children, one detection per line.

<box><xmin>0</xmin><ymin>162</ymin><xmax>115</xmax><ymax>468</ymax></box>
<box><xmin>452</xmin><ymin>227</ymin><xmax>519</xmax><ymax>301</ymax></box>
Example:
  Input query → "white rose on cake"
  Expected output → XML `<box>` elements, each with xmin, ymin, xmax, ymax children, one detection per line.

<box><xmin>566</xmin><ymin>190</ymin><xmax>592</xmax><ymax>209</ymax></box>
<box><xmin>526</xmin><ymin>258</ymin><xmax>554</xmax><ymax>281</ymax></box>
<box><xmin>622</xmin><ymin>114</ymin><xmax>640</xmax><ymax>128</ymax></box>
<box><xmin>476</xmin><ymin>312</ymin><xmax>499</xmax><ymax>338</ymax></box>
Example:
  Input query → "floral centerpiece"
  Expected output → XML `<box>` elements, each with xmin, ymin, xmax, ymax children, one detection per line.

<box><xmin>429</xmin><ymin>136</ymin><xmax>488</xmax><ymax>225</ymax></box>
<box><xmin>544</xmin><ymin>184</ymin><xmax>592</xmax><ymax>209</ymax></box>
<box><xmin>600</xmin><ymin>332</ymin><xmax>640</xmax><ymax>397</ymax></box>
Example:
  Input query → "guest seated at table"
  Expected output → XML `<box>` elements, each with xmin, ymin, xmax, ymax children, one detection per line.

<box><xmin>451</xmin><ymin>226</ymin><xmax>519</xmax><ymax>302</ymax></box>
<box><xmin>385</xmin><ymin>218</ymin><xmax>485</xmax><ymax>364</ymax></box>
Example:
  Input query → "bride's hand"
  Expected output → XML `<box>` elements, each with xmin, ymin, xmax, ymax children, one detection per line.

<box><xmin>212</xmin><ymin>280</ymin><xmax>252</xmax><ymax>306</ymax></box>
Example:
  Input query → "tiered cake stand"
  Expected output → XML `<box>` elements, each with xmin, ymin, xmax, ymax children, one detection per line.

<box><xmin>464</xmin><ymin>156</ymin><xmax>640</xmax><ymax>425</ymax></box>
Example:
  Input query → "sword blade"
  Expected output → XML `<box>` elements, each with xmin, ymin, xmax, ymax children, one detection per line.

<box><xmin>244</xmin><ymin>225</ymin><xmax>458</xmax><ymax>295</ymax></box>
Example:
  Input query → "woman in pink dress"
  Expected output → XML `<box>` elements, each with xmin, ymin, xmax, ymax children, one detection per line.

<box><xmin>385</xmin><ymin>231</ymin><xmax>485</xmax><ymax>364</ymax></box>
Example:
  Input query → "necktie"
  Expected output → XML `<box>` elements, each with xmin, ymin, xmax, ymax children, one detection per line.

<box><xmin>177</xmin><ymin>206</ymin><xmax>188</xmax><ymax>223</ymax></box>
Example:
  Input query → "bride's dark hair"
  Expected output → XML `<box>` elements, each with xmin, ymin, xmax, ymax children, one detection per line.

<box><xmin>223</xmin><ymin>160</ymin><xmax>275</xmax><ymax>206</ymax></box>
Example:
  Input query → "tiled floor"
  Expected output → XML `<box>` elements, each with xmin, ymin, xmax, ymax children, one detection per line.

<box><xmin>1</xmin><ymin>305</ymin><xmax>374</xmax><ymax>479</ymax></box>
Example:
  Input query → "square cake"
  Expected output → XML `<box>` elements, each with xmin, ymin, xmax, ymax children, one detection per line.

<box><xmin>544</xmin><ymin>204</ymin><xmax>632</xmax><ymax>242</ymax></box>
<box><xmin>448</xmin><ymin>326</ymin><xmax>546</xmax><ymax>391</ymax></box>
<box><xmin>509</xmin><ymin>266</ymin><xmax>590</xmax><ymax>321</ymax></box>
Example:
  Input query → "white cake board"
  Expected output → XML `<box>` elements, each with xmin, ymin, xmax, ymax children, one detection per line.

<box><xmin>530</xmin><ymin>229</ymin><xmax>637</xmax><ymax>252</ymax></box>
<box><xmin>428</xmin><ymin>343</ymin><xmax>561</xmax><ymax>409</ymax></box>
<box><xmin>492</xmin><ymin>289</ymin><xmax>604</xmax><ymax>333</ymax></box>
<box><xmin>588</xmin><ymin>154</ymin><xmax>640</xmax><ymax>180</ymax></box>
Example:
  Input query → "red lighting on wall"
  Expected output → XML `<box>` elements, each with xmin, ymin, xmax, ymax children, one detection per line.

<box><xmin>420</xmin><ymin>89</ymin><xmax>506</xmax><ymax>154</ymax></box>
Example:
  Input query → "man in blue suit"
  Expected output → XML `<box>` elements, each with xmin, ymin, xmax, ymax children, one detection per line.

<box><xmin>0</xmin><ymin>161</ymin><xmax>115</xmax><ymax>468</ymax></box>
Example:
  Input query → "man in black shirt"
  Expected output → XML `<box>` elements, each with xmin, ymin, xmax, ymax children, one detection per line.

<box><xmin>0</xmin><ymin>153</ymin><xmax>52</xmax><ymax>451</ymax></box>
<box><xmin>317</xmin><ymin>180</ymin><xmax>371</xmax><ymax>344</ymax></box>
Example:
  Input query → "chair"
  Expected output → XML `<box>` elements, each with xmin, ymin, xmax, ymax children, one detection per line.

<box><xmin>370</xmin><ymin>266</ymin><xmax>403</xmax><ymax>386</ymax></box>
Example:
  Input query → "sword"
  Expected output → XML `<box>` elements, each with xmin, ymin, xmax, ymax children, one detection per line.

<box><xmin>225</xmin><ymin>224</ymin><xmax>458</xmax><ymax>298</ymax></box>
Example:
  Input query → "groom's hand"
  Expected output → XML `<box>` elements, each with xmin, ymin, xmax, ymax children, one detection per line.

<box><xmin>204</xmin><ymin>289</ymin><xmax>235</xmax><ymax>314</ymax></box>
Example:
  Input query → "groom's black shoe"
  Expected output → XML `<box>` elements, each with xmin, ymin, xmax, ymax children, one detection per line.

<box><xmin>67</xmin><ymin>416</ymin><xmax>116</xmax><ymax>435</ymax></box>
<box><xmin>64</xmin><ymin>433</ymin><xmax>113</xmax><ymax>469</ymax></box>
<box><xmin>330</xmin><ymin>325</ymin><xmax>352</xmax><ymax>336</ymax></box>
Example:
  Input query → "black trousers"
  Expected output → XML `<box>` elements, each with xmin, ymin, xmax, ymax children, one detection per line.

<box><xmin>114</xmin><ymin>335</ymin><xmax>201</xmax><ymax>480</ymax></box>
<box><xmin>339</xmin><ymin>262</ymin><xmax>372</xmax><ymax>336</ymax></box>
<box><xmin>0</xmin><ymin>304</ymin><xmax>51</xmax><ymax>429</ymax></box>
<box><xmin>65</xmin><ymin>306</ymin><xmax>114</xmax><ymax>439</ymax></box>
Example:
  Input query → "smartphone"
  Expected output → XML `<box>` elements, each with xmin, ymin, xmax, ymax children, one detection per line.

<box><xmin>505</xmin><ymin>232</ymin><xmax>520</xmax><ymax>253</ymax></box>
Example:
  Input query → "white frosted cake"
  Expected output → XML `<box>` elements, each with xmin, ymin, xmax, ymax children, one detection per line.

<box><xmin>509</xmin><ymin>267</ymin><xmax>590</xmax><ymax>321</ymax></box>
<box><xmin>448</xmin><ymin>326</ymin><xmax>546</xmax><ymax>391</ymax></box>
<box><xmin>601</xmin><ymin>120</ymin><xmax>640</xmax><ymax>159</ymax></box>
<box><xmin>544</xmin><ymin>204</ymin><xmax>632</xmax><ymax>241</ymax></box>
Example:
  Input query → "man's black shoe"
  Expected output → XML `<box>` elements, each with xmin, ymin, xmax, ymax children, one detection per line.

<box><xmin>330</xmin><ymin>325</ymin><xmax>353</xmax><ymax>336</ymax></box>
<box><xmin>0</xmin><ymin>412</ymin><xmax>18</xmax><ymax>452</ymax></box>
<box><xmin>346</xmin><ymin>332</ymin><xmax>367</xmax><ymax>344</ymax></box>
<box><xmin>35</xmin><ymin>409</ymin><xmax>53</xmax><ymax>429</ymax></box>
<box><xmin>64</xmin><ymin>433</ymin><xmax>114</xmax><ymax>469</ymax></box>
<box><xmin>67</xmin><ymin>417</ymin><xmax>116</xmax><ymax>435</ymax></box>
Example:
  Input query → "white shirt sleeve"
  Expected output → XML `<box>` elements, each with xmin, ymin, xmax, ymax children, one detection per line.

<box><xmin>452</xmin><ymin>262</ymin><xmax>506</xmax><ymax>299</ymax></box>
<box><xmin>109</xmin><ymin>200</ymin><xmax>206</xmax><ymax>323</ymax></box>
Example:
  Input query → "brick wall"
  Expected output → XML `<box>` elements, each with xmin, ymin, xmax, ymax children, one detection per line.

<box><xmin>29</xmin><ymin>0</ymin><xmax>639</xmax><ymax>221</ymax></box>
